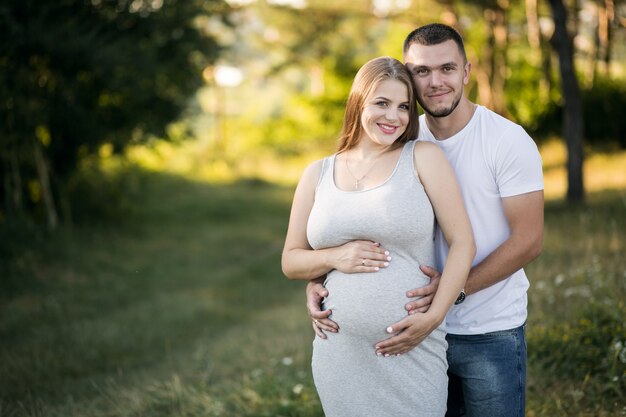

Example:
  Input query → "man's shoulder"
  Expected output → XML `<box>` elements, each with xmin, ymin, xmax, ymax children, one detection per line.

<box><xmin>476</xmin><ymin>106</ymin><xmax>521</xmax><ymax>132</ymax></box>
<box><xmin>475</xmin><ymin>106</ymin><xmax>532</xmax><ymax>144</ymax></box>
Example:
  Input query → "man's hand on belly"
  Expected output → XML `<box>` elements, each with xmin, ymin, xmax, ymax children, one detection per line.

<box><xmin>307</xmin><ymin>279</ymin><xmax>339</xmax><ymax>339</ymax></box>
<box><xmin>374</xmin><ymin>311</ymin><xmax>442</xmax><ymax>356</ymax></box>
<box><xmin>404</xmin><ymin>265</ymin><xmax>441</xmax><ymax>314</ymax></box>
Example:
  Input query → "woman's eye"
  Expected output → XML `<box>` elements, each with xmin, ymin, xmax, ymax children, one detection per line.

<box><xmin>376</xmin><ymin>101</ymin><xmax>388</xmax><ymax>107</ymax></box>
<box><xmin>399</xmin><ymin>104</ymin><xmax>409</xmax><ymax>110</ymax></box>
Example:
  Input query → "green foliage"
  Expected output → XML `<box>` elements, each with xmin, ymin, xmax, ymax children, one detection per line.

<box><xmin>0</xmin><ymin>0</ymin><xmax>225</xmax><ymax>225</ymax></box>
<box><xmin>228</xmin><ymin>4</ymin><xmax>401</xmax><ymax>157</ymax></box>
<box><xmin>504</xmin><ymin>55</ymin><xmax>552</xmax><ymax>131</ymax></box>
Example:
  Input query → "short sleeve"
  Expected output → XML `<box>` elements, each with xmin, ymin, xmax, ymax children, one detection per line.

<box><xmin>494</xmin><ymin>125</ymin><xmax>544</xmax><ymax>198</ymax></box>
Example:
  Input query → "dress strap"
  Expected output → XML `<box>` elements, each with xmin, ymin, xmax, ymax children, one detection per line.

<box><xmin>394</xmin><ymin>140</ymin><xmax>415</xmax><ymax>173</ymax></box>
<box><xmin>315</xmin><ymin>155</ymin><xmax>336</xmax><ymax>192</ymax></box>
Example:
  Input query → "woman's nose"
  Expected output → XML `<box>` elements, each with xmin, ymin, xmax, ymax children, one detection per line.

<box><xmin>385</xmin><ymin>107</ymin><xmax>398</xmax><ymax>121</ymax></box>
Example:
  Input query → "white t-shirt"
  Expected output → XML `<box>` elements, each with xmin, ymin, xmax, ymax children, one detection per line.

<box><xmin>418</xmin><ymin>105</ymin><xmax>544</xmax><ymax>335</ymax></box>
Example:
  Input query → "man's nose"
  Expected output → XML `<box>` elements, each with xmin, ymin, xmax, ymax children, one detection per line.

<box><xmin>429</xmin><ymin>71</ymin><xmax>443</xmax><ymax>86</ymax></box>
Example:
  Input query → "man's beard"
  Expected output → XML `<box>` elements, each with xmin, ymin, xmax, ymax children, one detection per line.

<box><xmin>418</xmin><ymin>91</ymin><xmax>462</xmax><ymax>118</ymax></box>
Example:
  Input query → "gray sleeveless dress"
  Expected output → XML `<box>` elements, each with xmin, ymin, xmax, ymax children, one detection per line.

<box><xmin>307</xmin><ymin>140</ymin><xmax>448</xmax><ymax>417</ymax></box>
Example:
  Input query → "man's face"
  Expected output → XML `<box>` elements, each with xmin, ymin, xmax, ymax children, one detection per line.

<box><xmin>404</xmin><ymin>40</ymin><xmax>470</xmax><ymax>118</ymax></box>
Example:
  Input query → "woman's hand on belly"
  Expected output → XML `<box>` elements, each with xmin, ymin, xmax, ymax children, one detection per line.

<box><xmin>327</xmin><ymin>240</ymin><xmax>391</xmax><ymax>274</ymax></box>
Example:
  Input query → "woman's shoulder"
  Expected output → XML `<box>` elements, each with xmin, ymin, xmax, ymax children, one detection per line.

<box><xmin>412</xmin><ymin>140</ymin><xmax>444</xmax><ymax>159</ymax></box>
<box><xmin>298</xmin><ymin>156</ymin><xmax>330</xmax><ymax>188</ymax></box>
<box><xmin>411</xmin><ymin>141</ymin><xmax>449</xmax><ymax>175</ymax></box>
<box><xmin>302</xmin><ymin>157</ymin><xmax>326</xmax><ymax>177</ymax></box>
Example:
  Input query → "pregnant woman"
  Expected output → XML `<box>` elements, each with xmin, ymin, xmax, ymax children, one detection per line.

<box><xmin>282</xmin><ymin>57</ymin><xmax>475</xmax><ymax>417</ymax></box>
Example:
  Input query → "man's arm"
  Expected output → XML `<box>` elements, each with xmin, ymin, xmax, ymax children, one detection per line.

<box><xmin>405</xmin><ymin>190</ymin><xmax>543</xmax><ymax>311</ymax></box>
<box><xmin>463</xmin><ymin>190</ymin><xmax>543</xmax><ymax>295</ymax></box>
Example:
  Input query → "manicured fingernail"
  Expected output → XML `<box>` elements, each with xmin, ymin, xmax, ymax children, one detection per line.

<box><xmin>376</xmin><ymin>351</ymin><xmax>382</xmax><ymax>356</ymax></box>
<box><xmin>396</xmin><ymin>354</ymin><xmax>401</xmax><ymax>357</ymax></box>
<box><xmin>384</xmin><ymin>354</ymin><xmax>390</xmax><ymax>357</ymax></box>
<box><xmin>384</xmin><ymin>251</ymin><xmax>389</xmax><ymax>255</ymax></box>
<box><xmin>386</xmin><ymin>327</ymin><xmax>393</xmax><ymax>333</ymax></box>
<box><xmin>383</xmin><ymin>262</ymin><xmax>389</xmax><ymax>267</ymax></box>
<box><xmin>387</xmin><ymin>256</ymin><xmax>392</xmax><ymax>261</ymax></box>
<box><xmin>374</xmin><ymin>267</ymin><xmax>379</xmax><ymax>271</ymax></box>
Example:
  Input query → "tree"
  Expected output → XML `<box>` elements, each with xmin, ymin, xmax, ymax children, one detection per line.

<box><xmin>547</xmin><ymin>0</ymin><xmax>585</xmax><ymax>202</ymax></box>
<box><xmin>0</xmin><ymin>0</ymin><xmax>226</xmax><ymax>227</ymax></box>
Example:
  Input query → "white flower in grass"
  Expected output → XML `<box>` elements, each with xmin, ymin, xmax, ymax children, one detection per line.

<box><xmin>292</xmin><ymin>383</ymin><xmax>304</xmax><ymax>395</ymax></box>
<box><xmin>554</xmin><ymin>274</ymin><xmax>565</xmax><ymax>286</ymax></box>
<box><xmin>281</xmin><ymin>356</ymin><xmax>293</xmax><ymax>366</ymax></box>
<box><xmin>613</xmin><ymin>340</ymin><xmax>623</xmax><ymax>351</ymax></box>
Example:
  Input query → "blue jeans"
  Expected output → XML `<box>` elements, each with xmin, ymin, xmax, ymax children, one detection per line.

<box><xmin>445</xmin><ymin>324</ymin><xmax>526</xmax><ymax>417</ymax></box>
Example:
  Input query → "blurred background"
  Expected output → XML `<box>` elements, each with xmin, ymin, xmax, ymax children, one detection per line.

<box><xmin>1</xmin><ymin>0</ymin><xmax>625</xmax><ymax>416</ymax></box>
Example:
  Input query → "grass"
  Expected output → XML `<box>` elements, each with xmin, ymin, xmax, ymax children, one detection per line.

<box><xmin>1</xmin><ymin>142</ymin><xmax>625</xmax><ymax>416</ymax></box>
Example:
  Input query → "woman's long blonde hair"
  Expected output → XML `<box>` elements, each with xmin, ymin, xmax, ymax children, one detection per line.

<box><xmin>337</xmin><ymin>56</ymin><xmax>419</xmax><ymax>153</ymax></box>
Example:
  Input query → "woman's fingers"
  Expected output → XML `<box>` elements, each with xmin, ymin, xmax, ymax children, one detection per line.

<box><xmin>356</xmin><ymin>245</ymin><xmax>392</xmax><ymax>272</ymax></box>
<box><xmin>357</xmin><ymin>259</ymin><xmax>387</xmax><ymax>272</ymax></box>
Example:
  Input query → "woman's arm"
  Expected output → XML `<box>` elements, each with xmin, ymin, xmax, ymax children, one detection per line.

<box><xmin>281</xmin><ymin>160</ymin><xmax>390</xmax><ymax>280</ymax></box>
<box><xmin>374</xmin><ymin>142</ymin><xmax>475</xmax><ymax>355</ymax></box>
<box><xmin>414</xmin><ymin>142</ymin><xmax>475</xmax><ymax>321</ymax></box>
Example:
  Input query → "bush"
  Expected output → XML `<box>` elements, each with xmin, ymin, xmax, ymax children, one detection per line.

<box><xmin>63</xmin><ymin>160</ymin><xmax>143</xmax><ymax>225</ymax></box>
<box><xmin>534</xmin><ymin>77</ymin><xmax>626</xmax><ymax>148</ymax></box>
<box><xmin>582</xmin><ymin>77</ymin><xmax>626</xmax><ymax>148</ymax></box>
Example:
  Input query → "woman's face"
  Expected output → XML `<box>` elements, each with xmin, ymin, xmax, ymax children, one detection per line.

<box><xmin>360</xmin><ymin>79</ymin><xmax>410</xmax><ymax>147</ymax></box>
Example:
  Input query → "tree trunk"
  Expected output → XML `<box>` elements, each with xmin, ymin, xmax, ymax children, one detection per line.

<box><xmin>548</xmin><ymin>0</ymin><xmax>585</xmax><ymax>203</ymax></box>
<box><xmin>482</xmin><ymin>2</ymin><xmax>509</xmax><ymax>116</ymax></box>
<box><xmin>527</xmin><ymin>0</ymin><xmax>552</xmax><ymax>101</ymax></box>
<box><xmin>492</xmin><ymin>0</ymin><xmax>509</xmax><ymax>116</ymax></box>
<box><xmin>2</xmin><ymin>145</ymin><xmax>24</xmax><ymax>222</ymax></box>
<box><xmin>10</xmin><ymin>149</ymin><xmax>22</xmax><ymax>212</ymax></box>
<box><xmin>597</xmin><ymin>0</ymin><xmax>614</xmax><ymax>76</ymax></box>
<box><xmin>33</xmin><ymin>137</ymin><xmax>58</xmax><ymax>229</ymax></box>
<box><xmin>526</xmin><ymin>0</ymin><xmax>541</xmax><ymax>50</ymax></box>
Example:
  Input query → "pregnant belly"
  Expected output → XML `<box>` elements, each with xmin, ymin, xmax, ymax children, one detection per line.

<box><xmin>323</xmin><ymin>268</ymin><xmax>429</xmax><ymax>342</ymax></box>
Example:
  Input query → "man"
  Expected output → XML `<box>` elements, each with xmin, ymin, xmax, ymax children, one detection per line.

<box><xmin>307</xmin><ymin>23</ymin><xmax>544</xmax><ymax>417</ymax></box>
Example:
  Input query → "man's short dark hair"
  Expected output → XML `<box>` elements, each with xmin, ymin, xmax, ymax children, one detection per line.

<box><xmin>403</xmin><ymin>23</ymin><xmax>467</xmax><ymax>62</ymax></box>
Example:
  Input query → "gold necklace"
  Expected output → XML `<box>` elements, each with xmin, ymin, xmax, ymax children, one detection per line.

<box><xmin>344</xmin><ymin>152</ymin><xmax>385</xmax><ymax>190</ymax></box>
